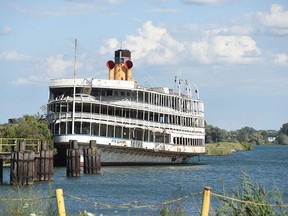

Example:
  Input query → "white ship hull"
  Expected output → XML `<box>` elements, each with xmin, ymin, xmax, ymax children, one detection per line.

<box><xmin>54</xmin><ymin>134</ymin><xmax>206</xmax><ymax>165</ymax></box>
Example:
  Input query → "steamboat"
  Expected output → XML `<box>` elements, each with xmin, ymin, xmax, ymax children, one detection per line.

<box><xmin>47</xmin><ymin>49</ymin><xmax>206</xmax><ymax>165</ymax></box>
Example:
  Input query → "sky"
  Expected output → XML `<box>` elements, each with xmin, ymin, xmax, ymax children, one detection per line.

<box><xmin>0</xmin><ymin>0</ymin><xmax>287</xmax><ymax>131</ymax></box>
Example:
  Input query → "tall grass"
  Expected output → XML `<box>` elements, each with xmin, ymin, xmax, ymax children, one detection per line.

<box><xmin>0</xmin><ymin>183</ymin><xmax>55</xmax><ymax>216</ymax></box>
<box><xmin>215</xmin><ymin>172</ymin><xmax>287</xmax><ymax>216</ymax></box>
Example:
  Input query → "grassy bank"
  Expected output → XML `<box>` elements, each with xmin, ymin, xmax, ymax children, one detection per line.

<box><xmin>205</xmin><ymin>142</ymin><xmax>253</xmax><ymax>155</ymax></box>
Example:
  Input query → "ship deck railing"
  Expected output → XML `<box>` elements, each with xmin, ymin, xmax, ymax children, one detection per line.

<box><xmin>48</xmin><ymin>112</ymin><xmax>205</xmax><ymax>135</ymax></box>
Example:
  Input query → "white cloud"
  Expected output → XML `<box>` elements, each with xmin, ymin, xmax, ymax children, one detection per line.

<box><xmin>103</xmin><ymin>0</ymin><xmax>127</xmax><ymax>4</ymax></box>
<box><xmin>0</xmin><ymin>26</ymin><xmax>13</xmax><ymax>35</ymax></box>
<box><xmin>101</xmin><ymin>21</ymin><xmax>185</xmax><ymax>65</ymax></box>
<box><xmin>0</xmin><ymin>50</ymin><xmax>32</xmax><ymax>61</ymax></box>
<box><xmin>181</xmin><ymin>0</ymin><xmax>231</xmax><ymax>6</ymax></box>
<box><xmin>43</xmin><ymin>55</ymin><xmax>74</xmax><ymax>78</ymax></box>
<box><xmin>274</xmin><ymin>53</ymin><xmax>288</xmax><ymax>65</ymax></box>
<box><xmin>12</xmin><ymin>2</ymin><xmax>97</xmax><ymax>17</ymax></box>
<box><xmin>99</xmin><ymin>38</ymin><xmax>120</xmax><ymax>55</ymax></box>
<box><xmin>212</xmin><ymin>36</ymin><xmax>261</xmax><ymax>64</ymax></box>
<box><xmin>256</xmin><ymin>4</ymin><xmax>288</xmax><ymax>35</ymax></box>
<box><xmin>11</xmin><ymin>54</ymin><xmax>74</xmax><ymax>85</ymax></box>
<box><xmin>100</xmin><ymin>21</ymin><xmax>261</xmax><ymax>65</ymax></box>
<box><xmin>147</xmin><ymin>8</ymin><xmax>181</xmax><ymax>14</ymax></box>
<box><xmin>188</xmin><ymin>35</ymin><xmax>261</xmax><ymax>64</ymax></box>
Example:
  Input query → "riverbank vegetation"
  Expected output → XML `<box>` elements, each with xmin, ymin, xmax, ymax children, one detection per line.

<box><xmin>0</xmin><ymin>113</ymin><xmax>52</xmax><ymax>141</ymax></box>
<box><xmin>205</xmin><ymin>122</ymin><xmax>288</xmax><ymax>145</ymax></box>
<box><xmin>205</xmin><ymin>142</ymin><xmax>253</xmax><ymax>155</ymax></box>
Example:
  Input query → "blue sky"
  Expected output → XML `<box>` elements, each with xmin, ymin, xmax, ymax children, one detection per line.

<box><xmin>0</xmin><ymin>0</ymin><xmax>287</xmax><ymax>131</ymax></box>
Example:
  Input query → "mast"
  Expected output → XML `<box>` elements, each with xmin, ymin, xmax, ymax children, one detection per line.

<box><xmin>72</xmin><ymin>39</ymin><xmax>77</xmax><ymax>134</ymax></box>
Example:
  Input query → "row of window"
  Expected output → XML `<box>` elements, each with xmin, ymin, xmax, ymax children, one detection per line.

<box><xmin>50</xmin><ymin>88</ymin><xmax>204</xmax><ymax>113</ymax></box>
<box><xmin>48</xmin><ymin>102</ymin><xmax>205</xmax><ymax>128</ymax></box>
<box><xmin>50</xmin><ymin>121</ymin><xmax>204</xmax><ymax>146</ymax></box>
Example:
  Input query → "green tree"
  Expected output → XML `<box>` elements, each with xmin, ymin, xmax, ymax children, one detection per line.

<box><xmin>205</xmin><ymin>125</ymin><xmax>227</xmax><ymax>143</ymax></box>
<box><xmin>279</xmin><ymin>123</ymin><xmax>288</xmax><ymax>136</ymax></box>
<box><xmin>275</xmin><ymin>133</ymin><xmax>288</xmax><ymax>145</ymax></box>
<box><xmin>2</xmin><ymin>115</ymin><xmax>52</xmax><ymax>141</ymax></box>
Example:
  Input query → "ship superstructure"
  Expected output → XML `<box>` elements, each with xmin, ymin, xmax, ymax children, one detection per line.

<box><xmin>47</xmin><ymin>49</ymin><xmax>206</xmax><ymax>165</ymax></box>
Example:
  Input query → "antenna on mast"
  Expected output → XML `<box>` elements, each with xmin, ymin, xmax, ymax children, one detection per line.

<box><xmin>72</xmin><ymin>39</ymin><xmax>77</xmax><ymax>134</ymax></box>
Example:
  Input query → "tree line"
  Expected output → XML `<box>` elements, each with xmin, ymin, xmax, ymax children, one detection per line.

<box><xmin>205</xmin><ymin>122</ymin><xmax>288</xmax><ymax>145</ymax></box>
<box><xmin>1</xmin><ymin>113</ymin><xmax>288</xmax><ymax>145</ymax></box>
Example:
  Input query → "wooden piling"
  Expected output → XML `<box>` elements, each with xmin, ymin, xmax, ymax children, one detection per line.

<box><xmin>35</xmin><ymin>141</ymin><xmax>54</xmax><ymax>181</ymax></box>
<box><xmin>83</xmin><ymin>140</ymin><xmax>101</xmax><ymax>174</ymax></box>
<box><xmin>10</xmin><ymin>150</ymin><xmax>35</xmax><ymax>185</ymax></box>
<box><xmin>66</xmin><ymin>140</ymin><xmax>80</xmax><ymax>177</ymax></box>
<box><xmin>83</xmin><ymin>148</ymin><xmax>101</xmax><ymax>174</ymax></box>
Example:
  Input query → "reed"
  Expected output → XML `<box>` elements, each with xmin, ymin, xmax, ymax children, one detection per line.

<box><xmin>205</xmin><ymin>142</ymin><xmax>253</xmax><ymax>155</ymax></box>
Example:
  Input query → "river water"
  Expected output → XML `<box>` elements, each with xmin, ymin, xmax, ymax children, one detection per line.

<box><xmin>1</xmin><ymin>145</ymin><xmax>288</xmax><ymax>215</ymax></box>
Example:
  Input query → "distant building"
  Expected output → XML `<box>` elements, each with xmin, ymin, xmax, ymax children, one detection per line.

<box><xmin>268</xmin><ymin>137</ymin><xmax>276</xmax><ymax>142</ymax></box>
<box><xmin>8</xmin><ymin>118</ymin><xmax>20</xmax><ymax>124</ymax></box>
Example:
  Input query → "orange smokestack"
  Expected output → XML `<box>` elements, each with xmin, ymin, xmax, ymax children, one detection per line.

<box><xmin>125</xmin><ymin>60</ymin><xmax>133</xmax><ymax>81</ymax></box>
<box><xmin>106</xmin><ymin>60</ymin><xmax>115</xmax><ymax>80</ymax></box>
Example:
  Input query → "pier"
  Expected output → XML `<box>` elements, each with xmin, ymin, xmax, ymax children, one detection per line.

<box><xmin>0</xmin><ymin>138</ymin><xmax>101</xmax><ymax>185</ymax></box>
<box><xmin>0</xmin><ymin>138</ymin><xmax>54</xmax><ymax>185</ymax></box>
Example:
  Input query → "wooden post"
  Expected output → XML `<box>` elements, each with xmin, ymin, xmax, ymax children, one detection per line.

<box><xmin>83</xmin><ymin>140</ymin><xmax>101</xmax><ymax>174</ymax></box>
<box><xmin>35</xmin><ymin>142</ymin><xmax>54</xmax><ymax>181</ymax></box>
<box><xmin>56</xmin><ymin>188</ymin><xmax>66</xmax><ymax>216</ymax></box>
<box><xmin>10</xmin><ymin>150</ymin><xmax>35</xmax><ymax>185</ymax></box>
<box><xmin>66</xmin><ymin>140</ymin><xmax>80</xmax><ymax>177</ymax></box>
<box><xmin>201</xmin><ymin>187</ymin><xmax>211</xmax><ymax>216</ymax></box>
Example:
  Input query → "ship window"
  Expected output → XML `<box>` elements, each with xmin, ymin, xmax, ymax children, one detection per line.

<box><xmin>101</xmin><ymin>105</ymin><xmax>107</xmax><ymax>115</ymax></box>
<box><xmin>107</xmin><ymin>90</ymin><xmax>112</xmax><ymax>96</ymax></box>
<box><xmin>144</xmin><ymin>111</ymin><xmax>148</xmax><ymax>121</ymax></box>
<box><xmin>91</xmin><ymin>123</ymin><xmax>99</xmax><ymax>136</ymax></box>
<box><xmin>164</xmin><ymin>134</ymin><xmax>169</xmax><ymax>143</ymax></box>
<box><xmin>154</xmin><ymin>113</ymin><xmax>159</xmax><ymax>122</ymax></box>
<box><xmin>149</xmin><ymin>112</ymin><xmax>153</xmax><ymax>121</ymax></box>
<box><xmin>60</xmin><ymin>103</ymin><xmax>67</xmax><ymax>112</ymax></box>
<box><xmin>115</xmin><ymin>126</ymin><xmax>121</xmax><ymax>138</ymax></box>
<box><xmin>149</xmin><ymin>131</ymin><xmax>154</xmax><ymax>142</ymax></box>
<box><xmin>55</xmin><ymin>123</ymin><xmax>60</xmax><ymax>135</ymax></box>
<box><xmin>55</xmin><ymin>104</ymin><xmax>60</xmax><ymax>112</ymax></box>
<box><xmin>138</xmin><ymin>110</ymin><xmax>143</xmax><ymax>120</ymax></box>
<box><xmin>92</xmin><ymin>89</ymin><xmax>99</xmax><ymax>96</ymax></box>
<box><xmin>138</xmin><ymin>91</ymin><xmax>143</xmax><ymax>102</ymax></box>
<box><xmin>93</xmin><ymin>104</ymin><xmax>100</xmax><ymax>113</ymax></box>
<box><xmin>135</xmin><ymin>128</ymin><xmax>142</xmax><ymax>141</ymax></box>
<box><xmin>108</xmin><ymin>125</ymin><xmax>114</xmax><ymax>137</ymax></box>
<box><xmin>100</xmin><ymin>124</ymin><xmax>106</xmax><ymax>136</ymax></box>
<box><xmin>67</xmin><ymin>122</ymin><xmax>72</xmax><ymax>134</ymax></box>
<box><xmin>115</xmin><ymin>108</ymin><xmax>122</xmax><ymax>117</ymax></box>
<box><xmin>123</xmin><ymin>127</ymin><xmax>129</xmax><ymax>139</ymax></box>
<box><xmin>160</xmin><ymin>114</ymin><xmax>164</xmax><ymax>123</ymax></box>
<box><xmin>82</xmin><ymin>122</ymin><xmax>90</xmax><ymax>134</ymax></box>
<box><xmin>60</xmin><ymin>122</ymin><xmax>66</xmax><ymax>134</ymax></box>
<box><xmin>75</xmin><ymin>103</ymin><xmax>81</xmax><ymax>112</ymax></box>
<box><xmin>107</xmin><ymin>106</ymin><xmax>114</xmax><ymax>115</ymax></box>
<box><xmin>83</xmin><ymin>104</ymin><xmax>90</xmax><ymax>113</ymax></box>
<box><xmin>74</xmin><ymin>122</ymin><xmax>81</xmax><ymax>134</ymax></box>
<box><xmin>143</xmin><ymin>130</ymin><xmax>148</xmax><ymax>141</ymax></box>
<box><xmin>144</xmin><ymin>92</ymin><xmax>149</xmax><ymax>103</ymax></box>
